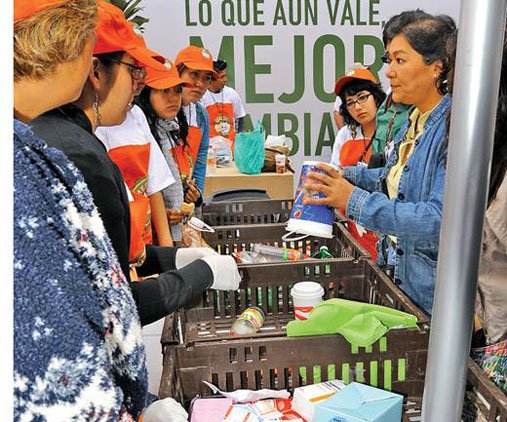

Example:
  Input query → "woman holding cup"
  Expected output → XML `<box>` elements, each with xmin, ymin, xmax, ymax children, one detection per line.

<box><xmin>304</xmin><ymin>11</ymin><xmax>456</xmax><ymax>315</ymax></box>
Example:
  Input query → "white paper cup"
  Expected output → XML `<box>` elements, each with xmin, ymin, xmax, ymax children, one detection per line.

<box><xmin>290</xmin><ymin>281</ymin><xmax>325</xmax><ymax>320</ymax></box>
<box><xmin>275</xmin><ymin>154</ymin><xmax>286</xmax><ymax>173</ymax></box>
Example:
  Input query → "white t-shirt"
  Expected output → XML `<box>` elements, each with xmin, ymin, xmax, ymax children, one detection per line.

<box><xmin>201</xmin><ymin>86</ymin><xmax>247</xmax><ymax>119</ymax></box>
<box><xmin>333</xmin><ymin>96</ymin><xmax>342</xmax><ymax>112</ymax></box>
<box><xmin>330</xmin><ymin>125</ymin><xmax>366</xmax><ymax>168</ymax></box>
<box><xmin>95</xmin><ymin>105</ymin><xmax>174</xmax><ymax>196</ymax></box>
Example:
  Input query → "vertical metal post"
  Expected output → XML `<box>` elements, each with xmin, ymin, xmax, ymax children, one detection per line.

<box><xmin>421</xmin><ymin>1</ymin><xmax>506</xmax><ymax>421</ymax></box>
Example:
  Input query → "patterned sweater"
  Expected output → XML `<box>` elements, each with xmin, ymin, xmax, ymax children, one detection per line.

<box><xmin>14</xmin><ymin>119</ymin><xmax>148</xmax><ymax>421</ymax></box>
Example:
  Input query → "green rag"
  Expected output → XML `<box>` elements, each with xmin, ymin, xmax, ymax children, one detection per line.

<box><xmin>286</xmin><ymin>298</ymin><xmax>418</xmax><ymax>347</ymax></box>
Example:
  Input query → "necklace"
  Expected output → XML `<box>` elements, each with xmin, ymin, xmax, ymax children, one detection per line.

<box><xmin>209</xmin><ymin>89</ymin><xmax>232</xmax><ymax>137</ymax></box>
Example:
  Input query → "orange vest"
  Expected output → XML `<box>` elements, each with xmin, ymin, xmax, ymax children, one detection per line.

<box><xmin>338</xmin><ymin>138</ymin><xmax>378</xmax><ymax>260</ymax></box>
<box><xmin>206</xmin><ymin>102</ymin><xmax>236</xmax><ymax>141</ymax></box>
<box><xmin>108</xmin><ymin>144</ymin><xmax>152</xmax><ymax>261</ymax></box>
<box><xmin>171</xmin><ymin>126</ymin><xmax>202</xmax><ymax>180</ymax></box>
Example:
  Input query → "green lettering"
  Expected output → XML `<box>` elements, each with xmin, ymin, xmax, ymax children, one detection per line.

<box><xmin>305</xmin><ymin>0</ymin><xmax>318</xmax><ymax>25</ymax></box>
<box><xmin>289</xmin><ymin>0</ymin><xmax>302</xmax><ymax>25</ymax></box>
<box><xmin>253</xmin><ymin>0</ymin><xmax>265</xmax><ymax>26</ymax></box>
<box><xmin>278</xmin><ymin>35</ymin><xmax>305</xmax><ymax>104</ymax></box>
<box><xmin>185</xmin><ymin>0</ymin><xmax>197</xmax><ymax>26</ymax></box>
<box><xmin>199</xmin><ymin>0</ymin><xmax>212</xmax><ymax>26</ymax></box>
<box><xmin>244</xmin><ymin>36</ymin><xmax>274</xmax><ymax>103</ymax></box>
<box><xmin>356</xmin><ymin>0</ymin><xmax>367</xmax><ymax>25</ymax></box>
<box><xmin>237</xmin><ymin>0</ymin><xmax>250</xmax><ymax>26</ymax></box>
<box><xmin>273</xmin><ymin>0</ymin><xmax>287</xmax><ymax>26</ymax></box>
<box><xmin>340</xmin><ymin>0</ymin><xmax>354</xmax><ymax>26</ymax></box>
<box><xmin>369</xmin><ymin>0</ymin><xmax>380</xmax><ymax>25</ymax></box>
<box><xmin>243</xmin><ymin>114</ymin><xmax>272</xmax><ymax>135</ymax></box>
<box><xmin>221</xmin><ymin>0</ymin><xmax>235</xmax><ymax>27</ymax></box>
<box><xmin>313</xmin><ymin>35</ymin><xmax>345</xmax><ymax>102</ymax></box>
<box><xmin>304</xmin><ymin>113</ymin><xmax>312</xmax><ymax>155</ymax></box>
<box><xmin>278</xmin><ymin>113</ymin><xmax>299</xmax><ymax>155</ymax></box>
<box><xmin>326</xmin><ymin>0</ymin><xmax>340</xmax><ymax>25</ymax></box>
<box><xmin>190</xmin><ymin>36</ymin><xmax>236</xmax><ymax>88</ymax></box>
<box><xmin>354</xmin><ymin>35</ymin><xmax>384</xmax><ymax>80</ymax></box>
<box><xmin>315</xmin><ymin>113</ymin><xmax>335</xmax><ymax>156</ymax></box>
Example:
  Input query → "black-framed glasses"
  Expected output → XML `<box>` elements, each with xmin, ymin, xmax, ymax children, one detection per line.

<box><xmin>102</xmin><ymin>57</ymin><xmax>146</xmax><ymax>81</ymax></box>
<box><xmin>345</xmin><ymin>92</ymin><xmax>373</xmax><ymax>109</ymax></box>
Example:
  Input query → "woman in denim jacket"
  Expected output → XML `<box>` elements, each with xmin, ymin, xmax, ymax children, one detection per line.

<box><xmin>305</xmin><ymin>11</ymin><xmax>456</xmax><ymax>315</ymax></box>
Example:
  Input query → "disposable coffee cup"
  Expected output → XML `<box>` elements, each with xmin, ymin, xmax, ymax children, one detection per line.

<box><xmin>275</xmin><ymin>154</ymin><xmax>286</xmax><ymax>173</ymax></box>
<box><xmin>285</xmin><ymin>161</ymin><xmax>336</xmax><ymax>239</ymax></box>
<box><xmin>290</xmin><ymin>281</ymin><xmax>325</xmax><ymax>320</ymax></box>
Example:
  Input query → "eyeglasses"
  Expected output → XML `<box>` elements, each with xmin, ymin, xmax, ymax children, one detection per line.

<box><xmin>187</xmin><ymin>70</ymin><xmax>214</xmax><ymax>85</ymax></box>
<box><xmin>156</xmin><ymin>85</ymin><xmax>183</xmax><ymax>94</ymax></box>
<box><xmin>102</xmin><ymin>57</ymin><xmax>146</xmax><ymax>81</ymax></box>
<box><xmin>345</xmin><ymin>92</ymin><xmax>373</xmax><ymax>109</ymax></box>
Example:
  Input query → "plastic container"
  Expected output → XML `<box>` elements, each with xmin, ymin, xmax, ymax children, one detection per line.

<box><xmin>286</xmin><ymin>161</ymin><xmax>336</xmax><ymax>239</ymax></box>
<box><xmin>252</xmin><ymin>243</ymin><xmax>304</xmax><ymax>262</ymax></box>
<box><xmin>207</xmin><ymin>145</ymin><xmax>217</xmax><ymax>175</ymax></box>
<box><xmin>275</xmin><ymin>154</ymin><xmax>286</xmax><ymax>173</ymax></box>
<box><xmin>290</xmin><ymin>281</ymin><xmax>325</xmax><ymax>320</ymax></box>
<box><xmin>230</xmin><ymin>306</ymin><xmax>265</xmax><ymax>335</ymax></box>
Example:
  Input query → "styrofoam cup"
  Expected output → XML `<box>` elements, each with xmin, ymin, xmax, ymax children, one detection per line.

<box><xmin>275</xmin><ymin>154</ymin><xmax>286</xmax><ymax>173</ymax></box>
<box><xmin>290</xmin><ymin>281</ymin><xmax>325</xmax><ymax>320</ymax></box>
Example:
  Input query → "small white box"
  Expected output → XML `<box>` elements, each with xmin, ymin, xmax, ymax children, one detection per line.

<box><xmin>292</xmin><ymin>380</ymin><xmax>346</xmax><ymax>422</ymax></box>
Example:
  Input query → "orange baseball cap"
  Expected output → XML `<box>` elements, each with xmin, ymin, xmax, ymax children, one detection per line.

<box><xmin>334</xmin><ymin>67</ymin><xmax>378</xmax><ymax>96</ymax></box>
<box><xmin>175</xmin><ymin>46</ymin><xmax>219</xmax><ymax>78</ymax></box>
<box><xmin>14</xmin><ymin>0</ymin><xmax>69</xmax><ymax>21</ymax></box>
<box><xmin>93</xmin><ymin>1</ymin><xmax>166</xmax><ymax>71</ymax></box>
<box><xmin>145</xmin><ymin>60</ymin><xmax>192</xmax><ymax>90</ymax></box>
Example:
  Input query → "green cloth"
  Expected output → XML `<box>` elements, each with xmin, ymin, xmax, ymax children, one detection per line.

<box><xmin>372</xmin><ymin>95</ymin><xmax>411</xmax><ymax>154</ymax></box>
<box><xmin>286</xmin><ymin>298</ymin><xmax>418</xmax><ymax>347</ymax></box>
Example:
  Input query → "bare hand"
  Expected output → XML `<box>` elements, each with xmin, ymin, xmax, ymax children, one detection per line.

<box><xmin>302</xmin><ymin>163</ymin><xmax>354</xmax><ymax>209</ymax></box>
<box><xmin>185</xmin><ymin>179</ymin><xmax>201</xmax><ymax>203</ymax></box>
<box><xmin>166</xmin><ymin>208</ymin><xmax>185</xmax><ymax>225</ymax></box>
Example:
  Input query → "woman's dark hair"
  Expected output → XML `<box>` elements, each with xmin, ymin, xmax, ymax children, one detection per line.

<box><xmin>134</xmin><ymin>86</ymin><xmax>189</xmax><ymax>147</ymax></box>
<box><xmin>94</xmin><ymin>51</ymin><xmax>125</xmax><ymax>75</ymax></box>
<box><xmin>382</xmin><ymin>10</ymin><xmax>456</xmax><ymax>95</ymax></box>
<box><xmin>214</xmin><ymin>59</ymin><xmax>227</xmax><ymax>73</ymax></box>
<box><xmin>338</xmin><ymin>79</ymin><xmax>386</xmax><ymax>135</ymax></box>
<box><xmin>446</xmin><ymin>27</ymin><xmax>507</xmax><ymax>206</ymax></box>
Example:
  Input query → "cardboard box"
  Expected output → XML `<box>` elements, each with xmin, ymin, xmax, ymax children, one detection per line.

<box><xmin>292</xmin><ymin>380</ymin><xmax>346</xmax><ymax>422</ymax></box>
<box><xmin>313</xmin><ymin>382</ymin><xmax>403</xmax><ymax>422</ymax></box>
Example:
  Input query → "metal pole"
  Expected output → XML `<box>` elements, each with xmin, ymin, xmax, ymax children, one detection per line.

<box><xmin>421</xmin><ymin>1</ymin><xmax>506</xmax><ymax>421</ymax></box>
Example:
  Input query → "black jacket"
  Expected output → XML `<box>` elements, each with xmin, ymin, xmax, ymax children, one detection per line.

<box><xmin>31</xmin><ymin>106</ymin><xmax>212</xmax><ymax>325</ymax></box>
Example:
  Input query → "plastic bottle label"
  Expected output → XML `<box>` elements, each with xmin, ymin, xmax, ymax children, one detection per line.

<box><xmin>237</xmin><ymin>307</ymin><xmax>265</xmax><ymax>330</ymax></box>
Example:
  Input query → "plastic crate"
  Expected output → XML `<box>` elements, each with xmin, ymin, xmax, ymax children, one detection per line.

<box><xmin>159</xmin><ymin>259</ymin><xmax>430</xmax><ymax>407</ymax></box>
<box><xmin>203</xmin><ymin>222</ymin><xmax>371</xmax><ymax>260</ymax></box>
<box><xmin>202</xmin><ymin>199</ymin><xmax>294</xmax><ymax>226</ymax></box>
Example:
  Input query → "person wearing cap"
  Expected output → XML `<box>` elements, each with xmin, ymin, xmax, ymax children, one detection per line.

<box><xmin>304</xmin><ymin>11</ymin><xmax>455</xmax><ymax>315</ymax></box>
<box><xmin>331</xmin><ymin>66</ymin><xmax>386</xmax><ymax>261</ymax></box>
<box><xmin>201</xmin><ymin>59</ymin><xmax>247</xmax><ymax>142</ymax></box>
<box><xmin>14</xmin><ymin>0</ymin><xmax>152</xmax><ymax>419</ymax></box>
<box><xmin>135</xmin><ymin>60</ymin><xmax>195</xmax><ymax>242</ymax></box>
<box><xmin>331</xmin><ymin>66</ymin><xmax>386</xmax><ymax>169</ymax></box>
<box><xmin>174</xmin><ymin>45</ymin><xmax>217</xmax><ymax>206</ymax></box>
<box><xmin>31</xmin><ymin>1</ymin><xmax>241</xmax><ymax>320</ymax></box>
<box><xmin>94</xmin><ymin>28</ymin><xmax>176</xmax><ymax>274</ymax></box>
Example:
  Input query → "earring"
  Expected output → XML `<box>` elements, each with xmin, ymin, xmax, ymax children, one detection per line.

<box><xmin>92</xmin><ymin>92</ymin><xmax>102</xmax><ymax>127</ymax></box>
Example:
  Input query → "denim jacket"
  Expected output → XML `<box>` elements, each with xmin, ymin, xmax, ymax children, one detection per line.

<box><xmin>343</xmin><ymin>95</ymin><xmax>451</xmax><ymax>314</ymax></box>
<box><xmin>193</xmin><ymin>101</ymin><xmax>210</xmax><ymax>195</ymax></box>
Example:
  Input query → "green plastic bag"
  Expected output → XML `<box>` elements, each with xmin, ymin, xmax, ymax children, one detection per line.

<box><xmin>234</xmin><ymin>120</ymin><xmax>265</xmax><ymax>174</ymax></box>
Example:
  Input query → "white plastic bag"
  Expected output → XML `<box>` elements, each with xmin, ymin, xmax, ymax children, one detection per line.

<box><xmin>209</xmin><ymin>136</ymin><xmax>233</xmax><ymax>167</ymax></box>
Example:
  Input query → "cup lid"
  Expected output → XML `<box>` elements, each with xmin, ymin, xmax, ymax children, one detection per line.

<box><xmin>290</xmin><ymin>281</ymin><xmax>324</xmax><ymax>298</ymax></box>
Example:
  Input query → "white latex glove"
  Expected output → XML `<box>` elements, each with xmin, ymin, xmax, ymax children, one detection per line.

<box><xmin>201</xmin><ymin>255</ymin><xmax>241</xmax><ymax>291</ymax></box>
<box><xmin>175</xmin><ymin>247</ymin><xmax>218</xmax><ymax>269</ymax></box>
<box><xmin>142</xmin><ymin>397</ymin><xmax>188</xmax><ymax>422</ymax></box>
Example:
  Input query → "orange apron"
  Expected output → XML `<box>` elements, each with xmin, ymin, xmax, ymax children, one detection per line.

<box><xmin>108</xmin><ymin>144</ymin><xmax>153</xmax><ymax>260</ymax></box>
<box><xmin>206</xmin><ymin>102</ymin><xmax>236</xmax><ymax>141</ymax></box>
<box><xmin>171</xmin><ymin>126</ymin><xmax>202</xmax><ymax>181</ymax></box>
<box><xmin>339</xmin><ymin>138</ymin><xmax>378</xmax><ymax>260</ymax></box>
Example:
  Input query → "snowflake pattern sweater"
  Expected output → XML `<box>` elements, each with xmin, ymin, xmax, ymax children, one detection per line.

<box><xmin>14</xmin><ymin>119</ymin><xmax>148</xmax><ymax>421</ymax></box>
